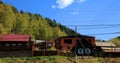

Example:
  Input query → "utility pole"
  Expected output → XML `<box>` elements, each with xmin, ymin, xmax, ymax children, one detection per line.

<box><xmin>75</xmin><ymin>26</ymin><xmax>77</xmax><ymax>60</ymax></box>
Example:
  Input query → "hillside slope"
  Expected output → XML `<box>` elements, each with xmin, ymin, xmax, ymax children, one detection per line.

<box><xmin>109</xmin><ymin>36</ymin><xmax>120</xmax><ymax>47</ymax></box>
<box><xmin>0</xmin><ymin>1</ymin><xmax>77</xmax><ymax>40</ymax></box>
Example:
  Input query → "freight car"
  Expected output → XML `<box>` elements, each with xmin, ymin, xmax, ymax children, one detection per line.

<box><xmin>54</xmin><ymin>35</ymin><xmax>120</xmax><ymax>57</ymax></box>
<box><xmin>0</xmin><ymin>34</ymin><xmax>32</xmax><ymax>57</ymax></box>
<box><xmin>54</xmin><ymin>35</ymin><xmax>96</xmax><ymax>56</ymax></box>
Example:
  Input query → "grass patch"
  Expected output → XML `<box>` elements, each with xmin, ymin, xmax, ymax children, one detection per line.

<box><xmin>0</xmin><ymin>56</ymin><xmax>120</xmax><ymax>63</ymax></box>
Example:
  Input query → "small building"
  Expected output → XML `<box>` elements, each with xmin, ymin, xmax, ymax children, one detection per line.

<box><xmin>33</xmin><ymin>40</ymin><xmax>57</xmax><ymax>56</ymax></box>
<box><xmin>55</xmin><ymin>35</ymin><xmax>96</xmax><ymax>56</ymax></box>
<box><xmin>33</xmin><ymin>40</ymin><xmax>55</xmax><ymax>51</ymax></box>
<box><xmin>0</xmin><ymin>34</ymin><xmax>33</xmax><ymax>57</ymax></box>
<box><xmin>96</xmin><ymin>42</ymin><xmax>116</xmax><ymax>47</ymax></box>
<box><xmin>95</xmin><ymin>42</ymin><xmax>120</xmax><ymax>57</ymax></box>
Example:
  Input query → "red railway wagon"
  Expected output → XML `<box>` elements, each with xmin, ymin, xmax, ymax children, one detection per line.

<box><xmin>0</xmin><ymin>34</ymin><xmax>33</xmax><ymax>57</ymax></box>
<box><xmin>55</xmin><ymin>35</ymin><xmax>96</xmax><ymax>56</ymax></box>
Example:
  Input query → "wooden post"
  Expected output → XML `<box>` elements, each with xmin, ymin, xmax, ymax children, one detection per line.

<box><xmin>32</xmin><ymin>41</ymin><xmax>34</xmax><ymax>56</ymax></box>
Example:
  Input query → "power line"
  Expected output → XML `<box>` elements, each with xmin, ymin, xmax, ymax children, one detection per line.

<box><xmin>2</xmin><ymin>24</ymin><xmax>120</xmax><ymax>28</ymax></box>
<box><xmin>87</xmin><ymin>32</ymin><xmax>120</xmax><ymax>35</ymax></box>
<box><xmin>77</xmin><ymin>26</ymin><xmax>120</xmax><ymax>30</ymax></box>
<box><xmin>71</xmin><ymin>25</ymin><xmax>120</xmax><ymax>36</ymax></box>
<box><xmin>67</xmin><ymin>24</ymin><xmax>120</xmax><ymax>30</ymax></box>
<box><xmin>1</xmin><ymin>25</ymin><xmax>120</xmax><ymax>35</ymax></box>
<box><xmin>66</xmin><ymin>24</ymin><xmax>120</xmax><ymax>27</ymax></box>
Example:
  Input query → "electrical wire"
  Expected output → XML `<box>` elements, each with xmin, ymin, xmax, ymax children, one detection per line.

<box><xmin>1</xmin><ymin>24</ymin><xmax>120</xmax><ymax>36</ymax></box>
<box><xmin>87</xmin><ymin>32</ymin><xmax>120</xmax><ymax>35</ymax></box>
<box><xmin>66</xmin><ymin>24</ymin><xmax>120</xmax><ymax>27</ymax></box>
<box><xmin>77</xmin><ymin>26</ymin><xmax>120</xmax><ymax>30</ymax></box>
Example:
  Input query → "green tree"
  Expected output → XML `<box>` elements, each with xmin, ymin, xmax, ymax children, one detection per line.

<box><xmin>0</xmin><ymin>4</ymin><xmax>16</xmax><ymax>34</ymax></box>
<box><xmin>109</xmin><ymin>37</ymin><xmax>120</xmax><ymax>47</ymax></box>
<box><xmin>0</xmin><ymin>2</ymin><xmax>77</xmax><ymax>40</ymax></box>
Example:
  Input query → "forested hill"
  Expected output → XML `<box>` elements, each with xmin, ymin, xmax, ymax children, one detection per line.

<box><xmin>0</xmin><ymin>1</ymin><xmax>77</xmax><ymax>40</ymax></box>
<box><xmin>109</xmin><ymin>36</ymin><xmax>120</xmax><ymax>47</ymax></box>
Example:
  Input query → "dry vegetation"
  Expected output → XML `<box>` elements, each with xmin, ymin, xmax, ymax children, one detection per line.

<box><xmin>0</xmin><ymin>56</ymin><xmax>120</xmax><ymax>63</ymax></box>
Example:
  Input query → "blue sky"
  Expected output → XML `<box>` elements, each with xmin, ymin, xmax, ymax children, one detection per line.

<box><xmin>2</xmin><ymin>0</ymin><xmax>120</xmax><ymax>40</ymax></box>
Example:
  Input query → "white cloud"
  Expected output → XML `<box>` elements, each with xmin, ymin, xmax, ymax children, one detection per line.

<box><xmin>52</xmin><ymin>0</ymin><xmax>74</xmax><ymax>9</ymax></box>
<box><xmin>57</xmin><ymin>0</ymin><xmax>74</xmax><ymax>9</ymax></box>
<box><xmin>51</xmin><ymin>5</ymin><xmax>56</xmax><ymax>8</ymax></box>
<box><xmin>72</xmin><ymin>11</ymin><xmax>79</xmax><ymax>15</ymax></box>
<box><xmin>78</xmin><ymin>0</ymin><xmax>85</xmax><ymax>3</ymax></box>
<box><xmin>52</xmin><ymin>0</ymin><xmax>85</xmax><ymax>9</ymax></box>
